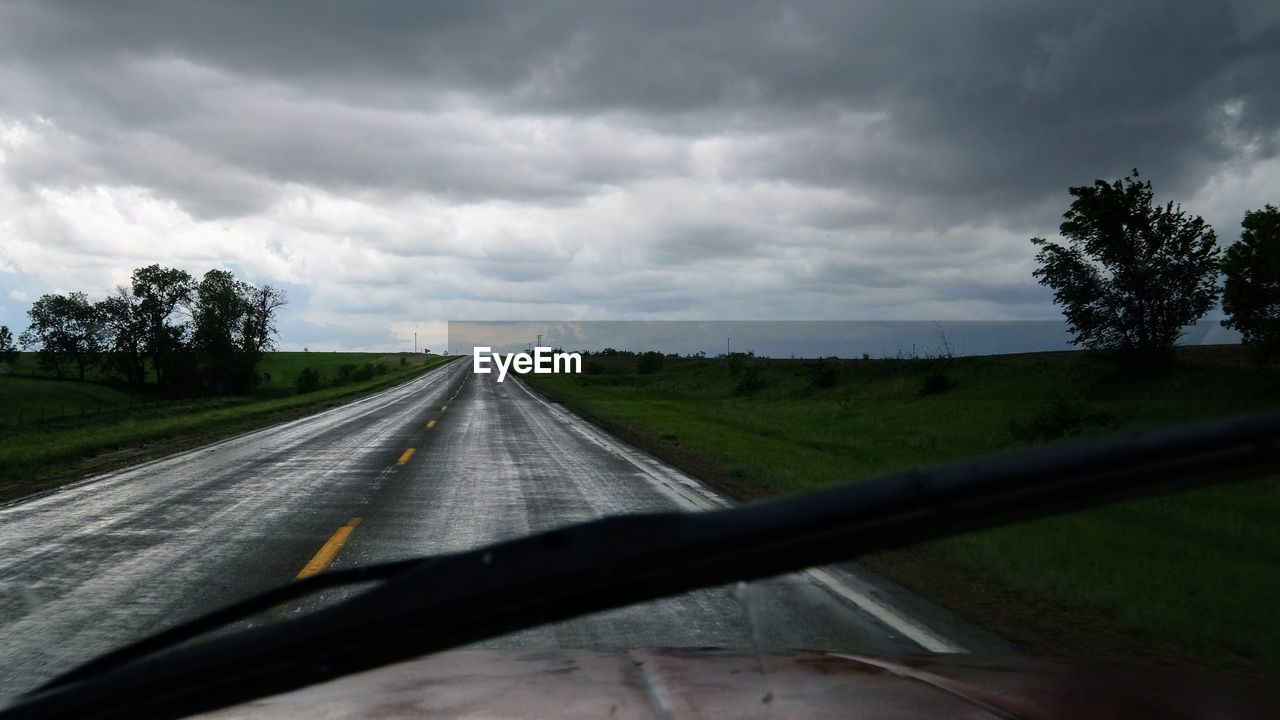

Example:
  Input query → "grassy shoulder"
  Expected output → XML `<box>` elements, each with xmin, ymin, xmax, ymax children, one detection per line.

<box><xmin>0</xmin><ymin>353</ymin><xmax>453</xmax><ymax>504</ymax></box>
<box><xmin>521</xmin><ymin>347</ymin><xmax>1280</xmax><ymax>673</ymax></box>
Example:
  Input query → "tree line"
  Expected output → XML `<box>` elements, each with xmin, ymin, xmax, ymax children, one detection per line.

<box><xmin>0</xmin><ymin>265</ymin><xmax>285</xmax><ymax>396</ymax></box>
<box><xmin>1033</xmin><ymin>170</ymin><xmax>1279</xmax><ymax>362</ymax></box>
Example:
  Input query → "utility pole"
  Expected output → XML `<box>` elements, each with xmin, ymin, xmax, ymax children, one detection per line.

<box><xmin>414</xmin><ymin>331</ymin><xmax>417</xmax><ymax>354</ymax></box>
<box><xmin>536</xmin><ymin>333</ymin><xmax>543</xmax><ymax>348</ymax></box>
<box><xmin>727</xmin><ymin>337</ymin><xmax>731</xmax><ymax>356</ymax></box>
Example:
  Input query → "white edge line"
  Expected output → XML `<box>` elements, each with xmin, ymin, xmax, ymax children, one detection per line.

<box><xmin>806</xmin><ymin>568</ymin><xmax>964</xmax><ymax>653</ymax></box>
<box><xmin>512</xmin><ymin>377</ymin><xmax>968</xmax><ymax>654</ymax></box>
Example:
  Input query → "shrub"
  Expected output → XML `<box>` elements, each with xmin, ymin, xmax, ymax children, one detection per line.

<box><xmin>1010</xmin><ymin>395</ymin><xmax>1117</xmax><ymax>443</ymax></box>
<box><xmin>295</xmin><ymin>367</ymin><xmax>322</xmax><ymax>394</ymax></box>
<box><xmin>636</xmin><ymin>351</ymin><xmax>665</xmax><ymax>374</ymax></box>
<box><xmin>806</xmin><ymin>357</ymin><xmax>840</xmax><ymax>388</ymax></box>
<box><xmin>333</xmin><ymin>363</ymin><xmax>358</xmax><ymax>386</ymax></box>
<box><xmin>734</xmin><ymin>365</ymin><xmax>767</xmax><ymax>395</ymax></box>
<box><xmin>918</xmin><ymin>372</ymin><xmax>954</xmax><ymax>396</ymax></box>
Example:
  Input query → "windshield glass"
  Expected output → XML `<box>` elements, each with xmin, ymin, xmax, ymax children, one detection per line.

<box><xmin>1</xmin><ymin>1</ymin><xmax>1278</xmax><ymax>715</ymax></box>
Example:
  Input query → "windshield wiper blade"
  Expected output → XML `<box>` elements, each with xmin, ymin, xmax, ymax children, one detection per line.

<box><xmin>5</xmin><ymin>411</ymin><xmax>1280</xmax><ymax>720</ymax></box>
<box><xmin>38</xmin><ymin>558</ymin><xmax>424</xmax><ymax>690</ymax></box>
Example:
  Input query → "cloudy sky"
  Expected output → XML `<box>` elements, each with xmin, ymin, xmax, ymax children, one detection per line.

<box><xmin>1</xmin><ymin>1</ymin><xmax>1277</xmax><ymax>351</ymax></box>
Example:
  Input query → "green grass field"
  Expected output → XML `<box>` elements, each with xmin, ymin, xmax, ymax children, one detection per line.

<box><xmin>0</xmin><ymin>352</ymin><xmax>452</xmax><ymax>501</ymax></box>
<box><xmin>2</xmin><ymin>351</ymin><xmax>424</xmax><ymax>403</ymax></box>
<box><xmin>522</xmin><ymin>347</ymin><xmax>1280</xmax><ymax>671</ymax></box>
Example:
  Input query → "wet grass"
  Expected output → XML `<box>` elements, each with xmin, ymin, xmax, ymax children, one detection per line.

<box><xmin>523</xmin><ymin>346</ymin><xmax>1280</xmax><ymax>671</ymax></box>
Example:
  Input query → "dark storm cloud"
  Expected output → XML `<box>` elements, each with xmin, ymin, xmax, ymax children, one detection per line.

<box><xmin>2</xmin><ymin>0</ymin><xmax>1276</xmax><ymax>221</ymax></box>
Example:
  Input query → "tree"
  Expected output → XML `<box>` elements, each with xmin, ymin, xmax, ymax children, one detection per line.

<box><xmin>242</xmin><ymin>284</ymin><xmax>286</xmax><ymax>358</ymax></box>
<box><xmin>19</xmin><ymin>292</ymin><xmax>104</xmax><ymax>380</ymax></box>
<box><xmin>0</xmin><ymin>325</ymin><xmax>18</xmax><ymax>367</ymax></box>
<box><xmin>96</xmin><ymin>286</ymin><xmax>148</xmax><ymax>386</ymax></box>
<box><xmin>1031</xmin><ymin>170</ymin><xmax>1220</xmax><ymax>357</ymax></box>
<box><xmin>192</xmin><ymin>269</ymin><xmax>251</xmax><ymax>394</ymax></box>
<box><xmin>131</xmin><ymin>265</ymin><xmax>195</xmax><ymax>393</ymax></box>
<box><xmin>191</xmin><ymin>269</ymin><xmax>286</xmax><ymax>394</ymax></box>
<box><xmin>1222</xmin><ymin>204</ymin><xmax>1280</xmax><ymax>361</ymax></box>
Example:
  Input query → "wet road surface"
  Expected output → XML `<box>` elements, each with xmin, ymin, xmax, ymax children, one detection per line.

<box><xmin>0</xmin><ymin>359</ymin><xmax>999</xmax><ymax>705</ymax></box>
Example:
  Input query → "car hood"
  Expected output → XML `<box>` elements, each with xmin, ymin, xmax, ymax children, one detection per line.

<box><xmin>188</xmin><ymin>648</ymin><xmax>1277</xmax><ymax>719</ymax></box>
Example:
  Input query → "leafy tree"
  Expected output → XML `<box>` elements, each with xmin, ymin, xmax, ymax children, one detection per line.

<box><xmin>1031</xmin><ymin>170</ymin><xmax>1220</xmax><ymax>357</ymax></box>
<box><xmin>96</xmin><ymin>286</ymin><xmax>149</xmax><ymax>386</ymax></box>
<box><xmin>242</xmin><ymin>284</ymin><xmax>286</xmax><ymax>358</ymax></box>
<box><xmin>1222</xmin><ymin>205</ymin><xmax>1280</xmax><ymax>361</ymax></box>
<box><xmin>131</xmin><ymin>265</ymin><xmax>195</xmax><ymax>392</ymax></box>
<box><xmin>19</xmin><ymin>292</ymin><xmax>104</xmax><ymax>380</ymax></box>
<box><xmin>192</xmin><ymin>269</ymin><xmax>252</xmax><ymax>394</ymax></box>
<box><xmin>191</xmin><ymin>269</ymin><xmax>286</xmax><ymax>394</ymax></box>
<box><xmin>0</xmin><ymin>325</ymin><xmax>18</xmax><ymax>367</ymax></box>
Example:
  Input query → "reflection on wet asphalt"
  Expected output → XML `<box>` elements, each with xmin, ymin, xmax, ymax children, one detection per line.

<box><xmin>0</xmin><ymin>360</ymin><xmax>925</xmax><ymax>704</ymax></box>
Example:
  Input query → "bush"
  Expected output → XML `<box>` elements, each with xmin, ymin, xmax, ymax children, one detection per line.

<box><xmin>807</xmin><ymin>357</ymin><xmax>840</xmax><ymax>388</ymax></box>
<box><xmin>636</xmin><ymin>351</ymin><xmax>665</xmax><ymax>374</ymax></box>
<box><xmin>374</xmin><ymin>362</ymin><xmax>388</xmax><ymax>376</ymax></box>
<box><xmin>350</xmin><ymin>363</ymin><xmax>375</xmax><ymax>382</ymax></box>
<box><xmin>1010</xmin><ymin>395</ymin><xmax>1117</xmax><ymax>442</ymax></box>
<box><xmin>918</xmin><ymin>372</ymin><xmax>954</xmax><ymax>396</ymax></box>
<box><xmin>734</xmin><ymin>366</ymin><xmax>767</xmax><ymax>395</ymax></box>
<box><xmin>295</xmin><ymin>367</ymin><xmax>322</xmax><ymax>394</ymax></box>
<box><xmin>333</xmin><ymin>363</ymin><xmax>358</xmax><ymax>386</ymax></box>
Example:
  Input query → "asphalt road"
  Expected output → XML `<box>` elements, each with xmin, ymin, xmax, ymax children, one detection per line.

<box><xmin>0</xmin><ymin>359</ymin><xmax>1002</xmax><ymax>706</ymax></box>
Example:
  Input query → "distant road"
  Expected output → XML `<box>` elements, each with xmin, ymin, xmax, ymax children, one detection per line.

<box><xmin>0</xmin><ymin>359</ymin><xmax>1002</xmax><ymax>704</ymax></box>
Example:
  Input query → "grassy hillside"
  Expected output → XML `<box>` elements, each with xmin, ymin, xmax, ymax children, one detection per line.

<box><xmin>0</xmin><ymin>352</ymin><xmax>451</xmax><ymax>502</ymax></box>
<box><xmin>522</xmin><ymin>346</ymin><xmax>1280</xmax><ymax>672</ymax></box>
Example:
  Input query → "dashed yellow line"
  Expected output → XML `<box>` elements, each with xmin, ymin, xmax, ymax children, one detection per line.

<box><xmin>296</xmin><ymin>517</ymin><xmax>361</xmax><ymax>579</ymax></box>
<box><xmin>441</xmin><ymin>405</ymin><xmax>448</xmax><ymax>411</ymax></box>
<box><xmin>426</xmin><ymin>419</ymin><xmax>437</xmax><ymax>429</ymax></box>
<box><xmin>447</xmin><ymin>373</ymin><xmax>469</xmax><ymax>402</ymax></box>
<box><xmin>397</xmin><ymin>448</ymin><xmax>416</xmax><ymax>465</ymax></box>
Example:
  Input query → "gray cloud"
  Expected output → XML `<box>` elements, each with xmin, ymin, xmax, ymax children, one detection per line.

<box><xmin>1</xmin><ymin>1</ymin><xmax>1278</xmax><ymax>348</ymax></box>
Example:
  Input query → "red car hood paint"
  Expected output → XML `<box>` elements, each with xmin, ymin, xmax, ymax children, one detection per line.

<box><xmin>191</xmin><ymin>649</ymin><xmax>1278</xmax><ymax>719</ymax></box>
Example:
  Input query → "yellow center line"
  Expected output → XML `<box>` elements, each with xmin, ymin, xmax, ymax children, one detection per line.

<box><xmin>427</xmin><ymin>419</ymin><xmax>437</xmax><ymax>429</ymax></box>
<box><xmin>397</xmin><ymin>447</ymin><xmax>416</xmax><ymax>465</ymax></box>
<box><xmin>296</xmin><ymin>517</ymin><xmax>362</xmax><ymax>580</ymax></box>
<box><xmin>441</xmin><ymin>405</ymin><xmax>448</xmax><ymax>411</ymax></box>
